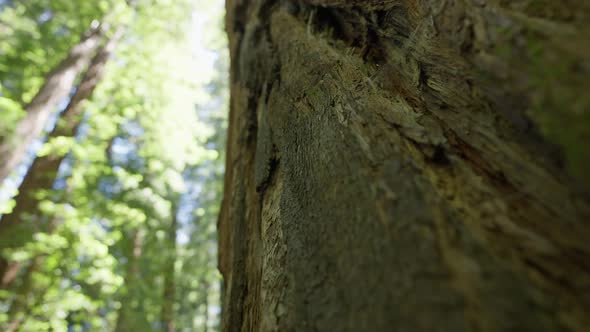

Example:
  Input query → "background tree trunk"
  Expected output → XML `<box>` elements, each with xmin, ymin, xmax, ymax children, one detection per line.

<box><xmin>4</xmin><ymin>255</ymin><xmax>44</xmax><ymax>332</ymax></box>
<box><xmin>115</xmin><ymin>230</ymin><xmax>144</xmax><ymax>332</ymax></box>
<box><xmin>161</xmin><ymin>201</ymin><xmax>178</xmax><ymax>332</ymax></box>
<box><xmin>0</xmin><ymin>28</ymin><xmax>123</xmax><ymax>288</ymax></box>
<box><xmin>2</xmin><ymin>217</ymin><xmax>63</xmax><ymax>332</ymax></box>
<box><xmin>219</xmin><ymin>0</ymin><xmax>590</xmax><ymax>331</ymax></box>
<box><xmin>0</xmin><ymin>23</ymin><xmax>104</xmax><ymax>184</ymax></box>
<box><xmin>202</xmin><ymin>281</ymin><xmax>209</xmax><ymax>332</ymax></box>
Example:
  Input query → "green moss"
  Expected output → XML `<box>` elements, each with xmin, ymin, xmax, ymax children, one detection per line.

<box><xmin>523</xmin><ymin>31</ymin><xmax>590</xmax><ymax>186</ymax></box>
<box><xmin>489</xmin><ymin>5</ymin><xmax>590</xmax><ymax>188</ymax></box>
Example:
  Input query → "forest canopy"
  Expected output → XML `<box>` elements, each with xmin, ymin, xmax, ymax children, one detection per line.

<box><xmin>0</xmin><ymin>0</ymin><xmax>227</xmax><ymax>330</ymax></box>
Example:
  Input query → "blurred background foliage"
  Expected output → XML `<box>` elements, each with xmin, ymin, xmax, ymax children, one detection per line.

<box><xmin>0</xmin><ymin>0</ymin><xmax>227</xmax><ymax>330</ymax></box>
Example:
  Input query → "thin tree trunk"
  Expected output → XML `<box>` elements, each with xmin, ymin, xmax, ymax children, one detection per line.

<box><xmin>114</xmin><ymin>229</ymin><xmax>144</xmax><ymax>332</ymax></box>
<box><xmin>161</xmin><ymin>202</ymin><xmax>178</xmax><ymax>332</ymax></box>
<box><xmin>202</xmin><ymin>280</ymin><xmax>210</xmax><ymax>332</ymax></box>
<box><xmin>0</xmin><ymin>27</ymin><xmax>124</xmax><ymax>288</ymax></box>
<box><xmin>219</xmin><ymin>1</ymin><xmax>590</xmax><ymax>331</ymax></box>
<box><xmin>0</xmin><ymin>23</ymin><xmax>105</xmax><ymax>184</ymax></box>
<box><xmin>3</xmin><ymin>255</ymin><xmax>43</xmax><ymax>332</ymax></box>
<box><xmin>3</xmin><ymin>215</ymin><xmax>60</xmax><ymax>332</ymax></box>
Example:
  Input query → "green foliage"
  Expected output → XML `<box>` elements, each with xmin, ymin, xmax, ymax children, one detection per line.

<box><xmin>0</xmin><ymin>95</ymin><xmax>24</xmax><ymax>140</ymax></box>
<box><xmin>0</xmin><ymin>0</ymin><xmax>227</xmax><ymax>330</ymax></box>
<box><xmin>0</xmin><ymin>0</ymin><xmax>114</xmax><ymax>104</ymax></box>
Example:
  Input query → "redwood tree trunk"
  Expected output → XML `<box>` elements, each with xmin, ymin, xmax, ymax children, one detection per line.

<box><xmin>219</xmin><ymin>1</ymin><xmax>590</xmax><ymax>331</ymax></box>
<box><xmin>0</xmin><ymin>23</ymin><xmax>105</xmax><ymax>184</ymax></box>
<box><xmin>0</xmin><ymin>28</ymin><xmax>123</xmax><ymax>288</ymax></box>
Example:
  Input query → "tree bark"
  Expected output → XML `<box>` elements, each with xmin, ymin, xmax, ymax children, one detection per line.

<box><xmin>0</xmin><ymin>23</ymin><xmax>105</xmax><ymax>184</ymax></box>
<box><xmin>0</xmin><ymin>27</ymin><xmax>123</xmax><ymax>288</ymax></box>
<box><xmin>219</xmin><ymin>1</ymin><xmax>590</xmax><ymax>331</ymax></box>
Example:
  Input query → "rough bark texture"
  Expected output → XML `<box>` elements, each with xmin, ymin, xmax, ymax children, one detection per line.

<box><xmin>0</xmin><ymin>24</ymin><xmax>104</xmax><ymax>185</ymax></box>
<box><xmin>0</xmin><ymin>28</ymin><xmax>122</xmax><ymax>288</ymax></box>
<box><xmin>219</xmin><ymin>0</ymin><xmax>590</xmax><ymax>331</ymax></box>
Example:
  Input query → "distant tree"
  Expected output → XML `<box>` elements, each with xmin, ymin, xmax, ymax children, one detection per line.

<box><xmin>114</xmin><ymin>230</ymin><xmax>145</xmax><ymax>332</ymax></box>
<box><xmin>161</xmin><ymin>198</ymin><xmax>179</xmax><ymax>332</ymax></box>
<box><xmin>0</xmin><ymin>27</ymin><xmax>124</xmax><ymax>289</ymax></box>
<box><xmin>0</xmin><ymin>23</ymin><xmax>104</xmax><ymax>184</ymax></box>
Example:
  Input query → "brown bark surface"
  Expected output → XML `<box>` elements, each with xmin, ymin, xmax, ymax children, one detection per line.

<box><xmin>0</xmin><ymin>24</ymin><xmax>104</xmax><ymax>184</ymax></box>
<box><xmin>219</xmin><ymin>0</ymin><xmax>590</xmax><ymax>331</ymax></box>
<box><xmin>0</xmin><ymin>28</ymin><xmax>123</xmax><ymax>288</ymax></box>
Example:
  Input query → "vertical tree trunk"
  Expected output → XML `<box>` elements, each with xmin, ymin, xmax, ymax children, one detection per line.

<box><xmin>219</xmin><ymin>1</ymin><xmax>590</xmax><ymax>331</ymax></box>
<box><xmin>2</xmin><ymin>213</ymin><xmax>62</xmax><ymax>331</ymax></box>
<box><xmin>0</xmin><ymin>27</ymin><xmax>124</xmax><ymax>288</ymax></box>
<box><xmin>115</xmin><ymin>229</ymin><xmax>144</xmax><ymax>332</ymax></box>
<box><xmin>3</xmin><ymin>255</ymin><xmax>44</xmax><ymax>332</ymax></box>
<box><xmin>161</xmin><ymin>203</ymin><xmax>178</xmax><ymax>332</ymax></box>
<box><xmin>0</xmin><ymin>23</ymin><xmax>105</xmax><ymax>184</ymax></box>
<box><xmin>201</xmin><ymin>280</ymin><xmax>210</xmax><ymax>332</ymax></box>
